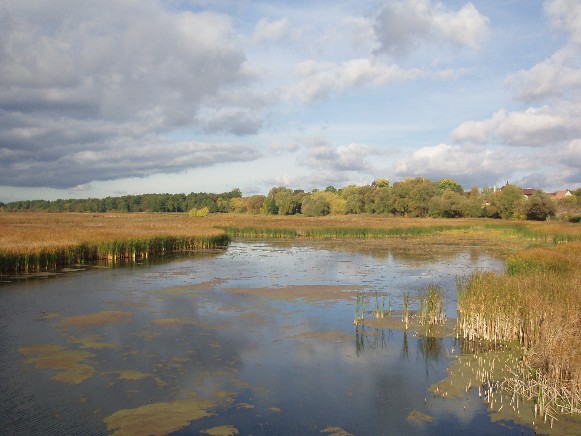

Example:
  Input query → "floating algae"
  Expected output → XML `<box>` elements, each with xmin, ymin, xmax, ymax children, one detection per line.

<box><xmin>104</xmin><ymin>398</ymin><xmax>216</xmax><ymax>436</ymax></box>
<box><xmin>60</xmin><ymin>310</ymin><xmax>133</xmax><ymax>328</ymax></box>
<box><xmin>115</xmin><ymin>370</ymin><xmax>152</xmax><ymax>381</ymax></box>
<box><xmin>406</xmin><ymin>410</ymin><xmax>433</xmax><ymax>423</ymax></box>
<box><xmin>289</xmin><ymin>330</ymin><xmax>352</xmax><ymax>343</ymax></box>
<box><xmin>320</xmin><ymin>427</ymin><xmax>354</xmax><ymax>436</ymax></box>
<box><xmin>162</xmin><ymin>279</ymin><xmax>225</xmax><ymax>295</ymax></box>
<box><xmin>152</xmin><ymin>318</ymin><xmax>198</xmax><ymax>326</ymax></box>
<box><xmin>223</xmin><ymin>284</ymin><xmax>363</xmax><ymax>302</ymax></box>
<box><xmin>200</xmin><ymin>425</ymin><xmax>240</xmax><ymax>435</ymax></box>
<box><xmin>67</xmin><ymin>334</ymin><xmax>115</xmax><ymax>349</ymax></box>
<box><xmin>18</xmin><ymin>344</ymin><xmax>96</xmax><ymax>384</ymax></box>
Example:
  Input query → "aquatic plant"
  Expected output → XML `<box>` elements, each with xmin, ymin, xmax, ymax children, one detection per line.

<box><xmin>374</xmin><ymin>291</ymin><xmax>386</xmax><ymax>319</ymax></box>
<box><xmin>418</xmin><ymin>285</ymin><xmax>446</xmax><ymax>327</ymax></box>
<box><xmin>456</xmin><ymin>241</ymin><xmax>581</xmax><ymax>416</ymax></box>
<box><xmin>354</xmin><ymin>291</ymin><xmax>365</xmax><ymax>325</ymax></box>
<box><xmin>402</xmin><ymin>293</ymin><xmax>410</xmax><ymax>329</ymax></box>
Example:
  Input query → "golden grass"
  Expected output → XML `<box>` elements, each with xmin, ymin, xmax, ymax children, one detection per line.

<box><xmin>0</xmin><ymin>212</ymin><xmax>223</xmax><ymax>253</ymax></box>
<box><xmin>0</xmin><ymin>212</ymin><xmax>228</xmax><ymax>274</ymax></box>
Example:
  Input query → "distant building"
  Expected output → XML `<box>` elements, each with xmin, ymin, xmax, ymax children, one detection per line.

<box><xmin>550</xmin><ymin>189</ymin><xmax>572</xmax><ymax>200</ymax></box>
<box><xmin>522</xmin><ymin>188</ymin><xmax>537</xmax><ymax>198</ymax></box>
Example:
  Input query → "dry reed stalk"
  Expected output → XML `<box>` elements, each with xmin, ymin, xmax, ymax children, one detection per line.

<box><xmin>456</xmin><ymin>241</ymin><xmax>581</xmax><ymax>416</ymax></box>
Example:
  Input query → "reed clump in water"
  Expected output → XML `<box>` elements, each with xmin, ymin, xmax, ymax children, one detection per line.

<box><xmin>402</xmin><ymin>293</ymin><xmax>411</xmax><ymax>329</ymax></box>
<box><xmin>456</xmin><ymin>241</ymin><xmax>581</xmax><ymax>416</ymax></box>
<box><xmin>354</xmin><ymin>291</ymin><xmax>365</xmax><ymax>325</ymax></box>
<box><xmin>418</xmin><ymin>285</ymin><xmax>446</xmax><ymax>327</ymax></box>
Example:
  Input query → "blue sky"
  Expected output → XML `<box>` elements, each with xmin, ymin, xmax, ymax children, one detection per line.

<box><xmin>1</xmin><ymin>0</ymin><xmax>580</xmax><ymax>202</ymax></box>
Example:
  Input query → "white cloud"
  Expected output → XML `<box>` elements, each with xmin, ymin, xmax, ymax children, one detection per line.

<box><xmin>451</xmin><ymin>105</ymin><xmax>581</xmax><ymax>147</ymax></box>
<box><xmin>506</xmin><ymin>47</ymin><xmax>581</xmax><ymax>102</ymax></box>
<box><xmin>252</xmin><ymin>18</ymin><xmax>291</xmax><ymax>44</ymax></box>
<box><xmin>285</xmin><ymin>58</ymin><xmax>435</xmax><ymax>104</ymax></box>
<box><xmin>545</xmin><ymin>0</ymin><xmax>581</xmax><ymax>46</ymax></box>
<box><xmin>373</xmin><ymin>0</ymin><xmax>489</xmax><ymax>57</ymax></box>
<box><xmin>393</xmin><ymin>143</ymin><xmax>527</xmax><ymax>188</ymax></box>
<box><xmin>303</xmin><ymin>137</ymin><xmax>380</xmax><ymax>173</ymax></box>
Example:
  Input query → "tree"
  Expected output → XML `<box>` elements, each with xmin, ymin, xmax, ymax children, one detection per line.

<box><xmin>371</xmin><ymin>186</ymin><xmax>393</xmax><ymax>214</ymax></box>
<box><xmin>492</xmin><ymin>185</ymin><xmax>524</xmax><ymax>220</ymax></box>
<box><xmin>246</xmin><ymin>195</ymin><xmax>266</xmax><ymax>214</ymax></box>
<box><xmin>301</xmin><ymin>193</ymin><xmax>331</xmax><ymax>216</ymax></box>
<box><xmin>438</xmin><ymin>178</ymin><xmax>463</xmax><ymax>194</ymax></box>
<box><xmin>437</xmin><ymin>190</ymin><xmax>466</xmax><ymax>218</ymax></box>
<box><xmin>407</xmin><ymin>179</ymin><xmax>439</xmax><ymax>217</ymax></box>
<box><xmin>265</xmin><ymin>187</ymin><xmax>302</xmax><ymax>215</ymax></box>
<box><xmin>522</xmin><ymin>191</ymin><xmax>555</xmax><ymax>221</ymax></box>
<box><xmin>372</xmin><ymin>178</ymin><xmax>390</xmax><ymax>189</ymax></box>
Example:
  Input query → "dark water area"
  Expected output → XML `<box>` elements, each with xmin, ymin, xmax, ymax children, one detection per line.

<box><xmin>0</xmin><ymin>241</ymin><xmax>536</xmax><ymax>435</ymax></box>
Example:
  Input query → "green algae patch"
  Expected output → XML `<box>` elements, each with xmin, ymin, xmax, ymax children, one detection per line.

<box><xmin>223</xmin><ymin>285</ymin><xmax>363</xmax><ymax>302</ymax></box>
<box><xmin>201</xmin><ymin>425</ymin><xmax>240</xmax><ymax>435</ymax></box>
<box><xmin>152</xmin><ymin>318</ymin><xmax>197</xmax><ymax>326</ymax></box>
<box><xmin>68</xmin><ymin>334</ymin><xmax>115</xmax><ymax>349</ymax></box>
<box><xmin>104</xmin><ymin>398</ymin><xmax>216</xmax><ymax>435</ymax></box>
<box><xmin>116</xmin><ymin>370</ymin><xmax>152</xmax><ymax>381</ymax></box>
<box><xmin>290</xmin><ymin>330</ymin><xmax>352</xmax><ymax>343</ymax></box>
<box><xmin>60</xmin><ymin>310</ymin><xmax>133</xmax><ymax>328</ymax></box>
<box><xmin>18</xmin><ymin>344</ymin><xmax>96</xmax><ymax>384</ymax></box>
<box><xmin>407</xmin><ymin>410</ymin><xmax>433</xmax><ymax>423</ymax></box>
<box><xmin>236</xmin><ymin>402</ymin><xmax>255</xmax><ymax>409</ymax></box>
<box><xmin>320</xmin><ymin>427</ymin><xmax>354</xmax><ymax>436</ymax></box>
<box><xmin>162</xmin><ymin>279</ymin><xmax>225</xmax><ymax>295</ymax></box>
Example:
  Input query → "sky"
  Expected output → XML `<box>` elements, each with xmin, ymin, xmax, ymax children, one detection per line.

<box><xmin>1</xmin><ymin>0</ymin><xmax>580</xmax><ymax>202</ymax></box>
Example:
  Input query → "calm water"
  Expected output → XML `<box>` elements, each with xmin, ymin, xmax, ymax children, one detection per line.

<box><xmin>0</xmin><ymin>240</ymin><xmax>535</xmax><ymax>435</ymax></box>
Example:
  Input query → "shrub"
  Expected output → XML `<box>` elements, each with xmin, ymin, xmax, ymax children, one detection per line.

<box><xmin>188</xmin><ymin>207</ymin><xmax>209</xmax><ymax>217</ymax></box>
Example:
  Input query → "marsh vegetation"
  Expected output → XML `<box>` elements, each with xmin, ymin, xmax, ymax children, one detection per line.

<box><xmin>1</xmin><ymin>211</ymin><xmax>580</xmax><ymax>434</ymax></box>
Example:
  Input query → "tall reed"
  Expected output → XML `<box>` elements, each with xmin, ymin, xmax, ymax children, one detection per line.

<box><xmin>456</xmin><ymin>241</ymin><xmax>581</xmax><ymax>415</ymax></box>
<box><xmin>418</xmin><ymin>285</ymin><xmax>446</xmax><ymax>327</ymax></box>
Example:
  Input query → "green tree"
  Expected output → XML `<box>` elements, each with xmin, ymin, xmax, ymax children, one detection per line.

<box><xmin>301</xmin><ymin>193</ymin><xmax>331</xmax><ymax>216</ymax></box>
<box><xmin>407</xmin><ymin>179</ymin><xmax>439</xmax><ymax>217</ymax></box>
<box><xmin>522</xmin><ymin>191</ymin><xmax>556</xmax><ymax>221</ymax></box>
<box><xmin>438</xmin><ymin>178</ymin><xmax>463</xmax><ymax>193</ymax></box>
<box><xmin>371</xmin><ymin>185</ymin><xmax>394</xmax><ymax>214</ymax></box>
<box><xmin>492</xmin><ymin>185</ymin><xmax>525</xmax><ymax>220</ymax></box>
<box><xmin>436</xmin><ymin>190</ymin><xmax>466</xmax><ymax>218</ymax></box>
<box><xmin>371</xmin><ymin>178</ymin><xmax>390</xmax><ymax>189</ymax></box>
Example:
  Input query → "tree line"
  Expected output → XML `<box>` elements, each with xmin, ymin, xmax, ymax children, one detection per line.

<box><xmin>2</xmin><ymin>178</ymin><xmax>580</xmax><ymax>221</ymax></box>
<box><xmin>2</xmin><ymin>189</ymin><xmax>242</xmax><ymax>213</ymax></box>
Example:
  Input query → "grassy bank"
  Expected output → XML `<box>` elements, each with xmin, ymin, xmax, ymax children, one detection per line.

<box><xmin>0</xmin><ymin>213</ymin><xmax>228</xmax><ymax>275</ymax></box>
<box><xmin>2</xmin><ymin>212</ymin><xmax>580</xmax><ymax>275</ymax></box>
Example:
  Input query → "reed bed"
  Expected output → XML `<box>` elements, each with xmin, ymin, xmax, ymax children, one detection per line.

<box><xmin>456</xmin><ymin>241</ymin><xmax>581</xmax><ymax>416</ymax></box>
<box><xmin>0</xmin><ymin>212</ymin><xmax>228</xmax><ymax>274</ymax></box>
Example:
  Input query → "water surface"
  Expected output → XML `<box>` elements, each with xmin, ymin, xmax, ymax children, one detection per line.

<box><xmin>0</xmin><ymin>240</ymin><xmax>535</xmax><ymax>435</ymax></box>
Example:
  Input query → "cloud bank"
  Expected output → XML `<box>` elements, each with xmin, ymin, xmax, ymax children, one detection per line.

<box><xmin>0</xmin><ymin>0</ymin><xmax>260</xmax><ymax>188</ymax></box>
